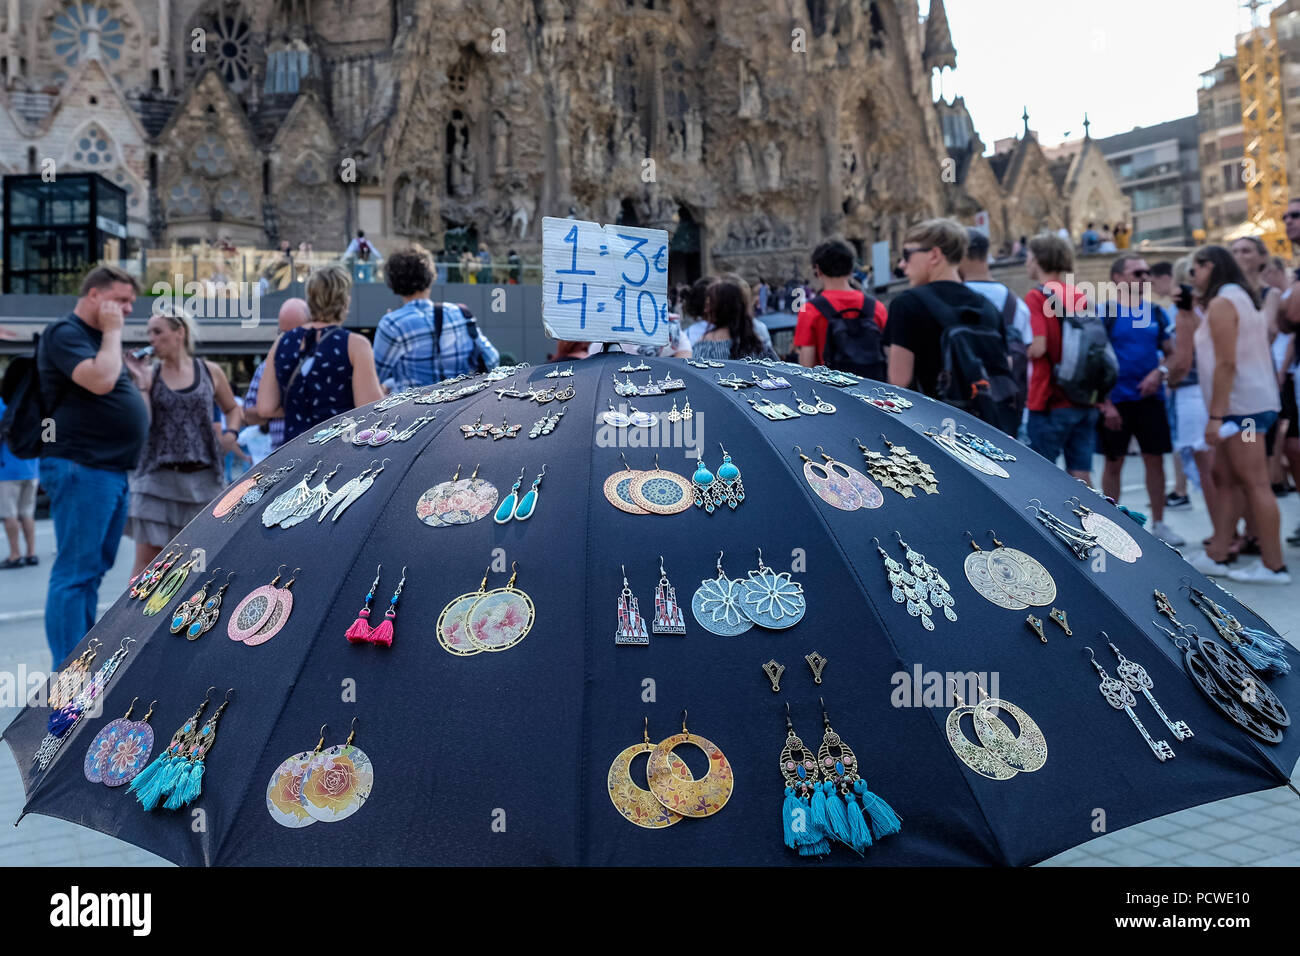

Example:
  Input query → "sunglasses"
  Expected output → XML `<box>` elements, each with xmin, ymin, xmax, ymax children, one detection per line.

<box><xmin>1284</xmin><ymin>212</ymin><xmax>1300</xmax><ymax>221</ymax></box>
<box><xmin>1127</xmin><ymin>269</ymin><xmax>1151</xmax><ymax>279</ymax></box>
<box><xmin>901</xmin><ymin>246</ymin><xmax>931</xmax><ymax>261</ymax></box>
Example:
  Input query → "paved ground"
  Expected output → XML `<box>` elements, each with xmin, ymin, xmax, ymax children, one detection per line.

<box><xmin>0</xmin><ymin>455</ymin><xmax>1297</xmax><ymax>866</ymax></box>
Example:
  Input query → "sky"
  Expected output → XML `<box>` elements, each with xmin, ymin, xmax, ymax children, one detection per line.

<box><xmin>932</xmin><ymin>0</ymin><xmax>1257</xmax><ymax>151</ymax></box>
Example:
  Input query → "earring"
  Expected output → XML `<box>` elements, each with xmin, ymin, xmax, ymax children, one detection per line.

<box><xmin>129</xmin><ymin>547</ymin><xmax>179</xmax><ymax>599</ymax></box>
<box><xmin>366</xmin><ymin>567</ymin><xmax>405</xmax><ymax>649</ymax></box>
<box><xmin>615</xmin><ymin>565</ymin><xmax>649</xmax><ymax>645</ymax></box>
<box><xmin>418</xmin><ymin>463</ymin><xmax>498</xmax><ymax>527</ymax></box>
<box><xmin>1049</xmin><ymin>607</ymin><xmax>1072</xmax><ymax>636</ymax></box>
<box><xmin>368</xmin><ymin>417</ymin><xmax>399</xmax><ymax>446</ymax></box>
<box><xmin>50</xmin><ymin>642</ymin><xmax>98</xmax><ymax>712</ymax></box>
<box><xmin>129</xmin><ymin>689</ymin><xmax>211</xmax><ymax>808</ymax></box>
<box><xmin>805</xmin><ymin>651</ymin><xmax>827</xmax><ymax>684</ymax></box>
<box><xmin>609</xmin><ymin>719</ymin><xmax>694</xmax><ymax>828</ymax></box>
<box><xmin>627</xmin><ymin>404</ymin><xmax>659</xmax><ymax>428</ymax></box>
<box><xmin>962</xmin><ymin>532</ymin><xmax>1028</xmax><ymax>610</ymax></box>
<box><xmin>268</xmin><ymin>718</ymin><xmax>374</xmax><ymax>827</ymax></box>
<box><xmin>604</xmin><ymin>452</ymin><xmax>649</xmax><ymax>515</ymax></box>
<box><xmin>261</xmin><ymin>461</ymin><xmax>322</xmax><ymax>527</ymax></box>
<box><xmin>162</xmin><ymin>689</ymin><xmax>234</xmax><ymax>809</ymax></box>
<box><xmin>715</xmin><ymin>443</ymin><xmax>744</xmax><ymax>509</ymax></box>
<box><xmin>793</xmin><ymin>391</ymin><xmax>819</xmax><ymax>415</ymax></box>
<box><xmin>329</xmin><ymin>458</ymin><xmax>390</xmax><ymax>523</ymax></box>
<box><xmin>681</xmin><ymin>397</ymin><xmax>693</xmax><ymax>420</ymax></box>
<box><xmin>229</xmin><ymin>567</ymin><xmax>298</xmax><ymax>646</ymax></box>
<box><xmin>513</xmin><ymin>465</ymin><xmax>545</xmax><ymax>521</ymax></box>
<box><xmin>84</xmin><ymin>697</ymin><xmax>156</xmax><ymax>787</ymax></box>
<box><xmin>346</xmin><ymin>566</ymin><xmax>383</xmax><ymax>644</ymax></box>
<box><xmin>319</xmin><ymin>461</ymin><xmax>377</xmax><ymax>522</ymax></box>
<box><xmin>34</xmin><ymin>639</ymin><xmax>135</xmax><ymax>775</ymax></box>
<box><xmin>816</xmin><ymin>700</ymin><xmax>902</xmax><ymax>851</ymax></box>
<box><xmin>738</xmin><ymin>547</ymin><xmax>806</xmax><ymax>629</ymax></box>
<box><xmin>1026</xmin><ymin>614</ymin><xmax>1046</xmax><ymax>643</ymax></box>
<box><xmin>529</xmin><ymin>414</ymin><xmax>548</xmax><ymax>438</ymax></box>
<box><xmin>602</xmin><ymin>400</ymin><xmax>631</xmax><ymax>428</ymax></box>
<box><xmin>667</xmin><ymin>399</ymin><xmax>682</xmax><ymax>424</ymax></box>
<box><xmin>817</xmin><ymin>447</ymin><xmax>882</xmax><ymax>508</ymax></box>
<box><xmin>1025</xmin><ymin>499</ymin><xmax>1099</xmax><ymax>560</ymax></box>
<box><xmin>350</xmin><ymin>418</ymin><xmax>381</xmax><ymax>445</ymax></box>
<box><xmin>984</xmin><ymin>530</ymin><xmax>1057</xmax><ymax>607</ymax></box>
<box><xmin>540</xmin><ymin>406</ymin><xmax>566</xmax><ymax>434</ymax></box>
<box><xmin>221</xmin><ymin>460</ymin><xmax>298</xmax><ymax>521</ymax></box>
<box><xmin>464</xmin><ymin>562</ymin><xmax>536</xmax><ymax>653</ymax></box>
<box><xmin>280</xmin><ymin>463</ymin><xmax>342</xmax><ymax>528</ymax></box>
<box><xmin>187</xmin><ymin>572</ymin><xmax>236</xmax><ymax>641</ymax></box>
<box><xmin>647</xmin><ymin>711</ymin><xmax>734</xmax><ymax>818</ymax></box>
<box><xmin>944</xmin><ymin>682</ymin><xmax>1019</xmax><ymax>780</ymax></box>
<box><xmin>763</xmin><ymin>660</ymin><xmax>785</xmax><ymax>693</ymax></box>
<box><xmin>437</xmin><ymin>567</ymin><xmax>491</xmax><ymax>656</ymax></box>
<box><xmin>779</xmin><ymin>705</ymin><xmax>831</xmax><ymax>856</ymax></box>
<box><xmin>652</xmin><ymin>555</ymin><xmax>686</xmax><ymax>635</ymax></box>
<box><xmin>495</xmin><ymin>467</ymin><xmax>527</xmax><ymax>524</ymax></box>
<box><xmin>391</xmin><ymin>414</ymin><xmax>435</xmax><ymax>442</ymax></box>
<box><xmin>460</xmin><ymin>413</ymin><xmax>490</xmax><ymax>438</ymax></box>
<box><xmin>691</xmin><ymin>551</ymin><xmax>754</xmax><ymax>636</ymax></box>
<box><xmin>170</xmin><ymin>569</ymin><xmax>220</xmax><ymax>634</ymax></box>
<box><xmin>895</xmin><ymin>532</ymin><xmax>956</xmax><ymax>623</ymax></box>
<box><xmin>873</xmin><ymin>536</ymin><xmax>930</xmax><ymax>628</ymax></box>
<box><xmin>812</xmin><ymin>390</ymin><xmax>837</xmax><ymax>414</ymax></box>
<box><xmin>627</xmin><ymin>454</ymin><xmax>693</xmax><ymax>515</ymax></box>
<box><xmin>1067</xmin><ymin>496</ymin><xmax>1141</xmax><ymax>562</ymax></box>
<box><xmin>1085</xmin><ymin>647</ymin><xmax>1175</xmax><ymax>761</ymax></box>
<box><xmin>797</xmin><ymin>446</ymin><xmax>862</xmax><ymax>511</ymax></box>
<box><xmin>971</xmin><ymin>686</ymin><xmax>1048</xmax><ymax>773</ymax></box>
<box><xmin>691</xmin><ymin>450</ymin><xmax>720</xmax><ymax>513</ymax></box>
<box><xmin>1106</xmin><ymin>635</ymin><xmax>1193</xmax><ymax>741</ymax></box>
<box><xmin>143</xmin><ymin>555</ymin><xmax>200</xmax><ymax>617</ymax></box>
<box><xmin>488</xmin><ymin>416</ymin><xmax>522</xmax><ymax>440</ymax></box>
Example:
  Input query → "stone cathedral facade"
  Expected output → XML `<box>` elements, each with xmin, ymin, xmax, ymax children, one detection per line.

<box><xmin>0</xmin><ymin>0</ymin><xmax>1125</xmax><ymax>284</ymax></box>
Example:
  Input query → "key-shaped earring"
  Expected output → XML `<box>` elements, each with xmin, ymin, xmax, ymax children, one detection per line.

<box><xmin>1106</xmin><ymin>635</ymin><xmax>1193</xmax><ymax>741</ymax></box>
<box><xmin>1086</xmin><ymin>646</ymin><xmax>1174</xmax><ymax>761</ymax></box>
<box><xmin>513</xmin><ymin>465</ymin><xmax>545</xmax><ymax>521</ymax></box>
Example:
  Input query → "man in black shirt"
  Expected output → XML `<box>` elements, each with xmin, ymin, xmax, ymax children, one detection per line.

<box><xmin>37</xmin><ymin>265</ymin><xmax>148</xmax><ymax>663</ymax></box>
<box><xmin>884</xmin><ymin>218</ymin><xmax>1006</xmax><ymax>399</ymax></box>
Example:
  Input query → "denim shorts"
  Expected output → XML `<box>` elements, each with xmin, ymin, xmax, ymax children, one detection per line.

<box><xmin>1028</xmin><ymin>406</ymin><xmax>1099</xmax><ymax>473</ymax></box>
<box><xmin>1222</xmin><ymin>411</ymin><xmax>1279</xmax><ymax>432</ymax></box>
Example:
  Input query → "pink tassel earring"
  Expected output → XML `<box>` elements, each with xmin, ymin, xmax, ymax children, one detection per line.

<box><xmin>346</xmin><ymin>566</ymin><xmax>382</xmax><ymax>644</ymax></box>
<box><xmin>367</xmin><ymin>567</ymin><xmax>406</xmax><ymax>648</ymax></box>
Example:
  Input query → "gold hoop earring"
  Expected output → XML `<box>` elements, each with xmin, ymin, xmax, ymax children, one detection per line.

<box><xmin>646</xmin><ymin>711</ymin><xmax>733</xmax><ymax>818</ymax></box>
<box><xmin>607</xmin><ymin>719</ymin><xmax>694</xmax><ymax>829</ymax></box>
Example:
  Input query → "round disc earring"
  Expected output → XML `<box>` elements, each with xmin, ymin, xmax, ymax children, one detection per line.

<box><xmin>691</xmin><ymin>551</ymin><xmax>755</xmax><ymax>636</ymax></box>
<box><xmin>603</xmin><ymin>452</ymin><xmax>649</xmax><ymax>515</ymax></box>
<box><xmin>465</xmin><ymin>562</ymin><xmax>536</xmax><ymax>653</ymax></box>
<box><xmin>608</xmin><ymin>719</ymin><xmax>694</xmax><ymax>829</ymax></box>
<box><xmin>437</xmin><ymin>568</ymin><xmax>490</xmax><ymax>656</ymax></box>
<box><xmin>628</xmin><ymin>454</ymin><xmax>693</xmax><ymax>515</ymax></box>
<box><xmin>243</xmin><ymin>568</ymin><xmax>299</xmax><ymax>646</ymax></box>
<box><xmin>646</xmin><ymin>711</ymin><xmax>734</xmax><ymax>818</ymax></box>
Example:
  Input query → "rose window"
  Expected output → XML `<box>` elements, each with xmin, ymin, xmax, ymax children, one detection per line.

<box><xmin>51</xmin><ymin>2</ymin><xmax>126</xmax><ymax>69</ymax></box>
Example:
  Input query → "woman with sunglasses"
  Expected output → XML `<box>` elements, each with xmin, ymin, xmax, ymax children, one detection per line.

<box><xmin>1186</xmin><ymin>245</ymin><xmax>1288</xmax><ymax>584</ymax></box>
<box><xmin>121</xmin><ymin>303</ymin><xmax>244</xmax><ymax>576</ymax></box>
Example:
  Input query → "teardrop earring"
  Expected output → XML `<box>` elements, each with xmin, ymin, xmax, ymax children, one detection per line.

<box><xmin>513</xmin><ymin>465</ymin><xmax>546</xmax><ymax>521</ymax></box>
<box><xmin>495</xmin><ymin>467</ymin><xmax>526</xmax><ymax>523</ymax></box>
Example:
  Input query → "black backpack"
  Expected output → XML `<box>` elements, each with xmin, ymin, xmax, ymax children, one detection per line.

<box><xmin>0</xmin><ymin>331</ymin><xmax>58</xmax><ymax>460</ymax></box>
<box><xmin>1054</xmin><ymin>295</ymin><xmax>1119</xmax><ymax>406</ymax></box>
<box><xmin>810</xmin><ymin>291</ymin><xmax>886</xmax><ymax>381</ymax></box>
<box><xmin>911</xmin><ymin>284</ymin><xmax>1021</xmax><ymax>436</ymax></box>
<box><xmin>433</xmin><ymin>303</ymin><xmax>490</xmax><ymax>376</ymax></box>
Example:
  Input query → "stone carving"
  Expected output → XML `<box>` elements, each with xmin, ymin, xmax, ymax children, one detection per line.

<box><xmin>492</xmin><ymin>110</ymin><xmax>510</xmax><ymax>174</ymax></box>
<box><xmin>736</xmin><ymin>142</ymin><xmax>756</xmax><ymax>193</ymax></box>
<box><xmin>763</xmin><ymin>142</ymin><xmax>781</xmax><ymax>190</ymax></box>
<box><xmin>510</xmin><ymin>188</ymin><xmax>535</xmax><ymax>238</ymax></box>
<box><xmin>448</xmin><ymin>114</ymin><xmax>475</xmax><ymax>197</ymax></box>
<box><xmin>684</xmin><ymin>110</ymin><xmax>704</xmax><ymax>165</ymax></box>
<box><xmin>738</xmin><ymin>61</ymin><xmax>762</xmax><ymax>118</ymax></box>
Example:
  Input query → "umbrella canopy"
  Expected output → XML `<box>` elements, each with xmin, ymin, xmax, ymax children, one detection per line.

<box><xmin>5</xmin><ymin>352</ymin><xmax>1297</xmax><ymax>865</ymax></box>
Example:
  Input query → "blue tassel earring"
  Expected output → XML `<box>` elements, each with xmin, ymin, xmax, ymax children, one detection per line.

<box><xmin>817</xmin><ymin>699</ymin><xmax>900</xmax><ymax>852</ymax></box>
<box><xmin>778</xmin><ymin>704</ymin><xmax>830</xmax><ymax>856</ymax></box>
<box><xmin>131</xmin><ymin>688</ymin><xmax>213</xmax><ymax>810</ymax></box>
<box><xmin>161</xmin><ymin>689</ymin><xmax>232</xmax><ymax>810</ymax></box>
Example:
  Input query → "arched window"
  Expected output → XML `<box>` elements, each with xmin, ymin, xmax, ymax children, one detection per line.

<box><xmin>51</xmin><ymin>2</ymin><xmax>127</xmax><ymax>71</ymax></box>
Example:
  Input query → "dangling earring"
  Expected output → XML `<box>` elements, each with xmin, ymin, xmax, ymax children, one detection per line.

<box><xmin>319</xmin><ymin>461</ymin><xmax>377</xmax><ymax>522</ymax></box>
<box><xmin>229</xmin><ymin>566</ymin><xmax>285</xmax><ymax>641</ymax></box>
<box><xmin>187</xmin><ymin>572</ymin><xmax>236</xmax><ymax>641</ymax></box>
<box><xmin>346</xmin><ymin>566</ymin><xmax>382</xmax><ymax>644</ymax></box>
<box><xmin>652</xmin><ymin>556</ymin><xmax>686</xmax><ymax>635</ymax></box>
<box><xmin>1105</xmin><ymin>634</ymin><xmax>1193</xmax><ymax>741</ymax></box>
<box><xmin>691</xmin><ymin>450</ymin><xmax>720</xmax><ymax>513</ymax></box>
<box><xmin>367</xmin><ymin>567</ymin><xmax>405</xmax><ymax>647</ymax></box>
<box><xmin>464</xmin><ymin>562</ymin><xmax>536</xmax><ymax>652</ymax></box>
<box><xmin>130</xmin><ymin>688</ymin><xmax>213</xmax><ymax>809</ymax></box>
<box><xmin>160</xmin><ymin>689</ymin><xmax>234</xmax><ymax>810</ymax></box>
<box><xmin>170</xmin><ymin>569</ymin><xmax>219</xmax><ymax>634</ymax></box>
<box><xmin>144</xmin><ymin>554</ymin><xmax>200</xmax><ymax>617</ymax></box>
<box><xmin>280</xmin><ymin>464</ymin><xmax>343</xmax><ymax>528</ymax></box>
<box><xmin>715</xmin><ymin>443</ymin><xmax>744</xmax><ymax>509</ymax></box>
<box><xmin>895</xmin><ymin>532</ymin><xmax>956</xmax><ymax>624</ymax></box>
<box><xmin>681</xmin><ymin>397</ymin><xmax>694</xmax><ymax>420</ymax></box>
<box><xmin>971</xmin><ymin>685</ymin><xmax>1048</xmax><ymax>773</ymax></box>
<box><xmin>873</xmin><ymin>536</ymin><xmax>927</xmax><ymax>626</ymax></box>
<box><xmin>691</xmin><ymin>551</ymin><xmax>754</xmax><ymax>636</ymax></box>
<box><xmin>615</xmin><ymin>565</ymin><xmax>649</xmax><ymax>645</ymax></box>
<box><xmin>85</xmin><ymin>697</ymin><xmax>157</xmax><ymax>787</ymax></box>
<box><xmin>243</xmin><ymin>568</ymin><xmax>298</xmax><ymax>646</ymax></box>
<box><xmin>513</xmin><ymin>465</ymin><xmax>545</xmax><ymax>521</ymax></box>
<box><xmin>495</xmin><ymin>467</ymin><xmax>526</xmax><ymax>524</ymax></box>
<box><xmin>609</xmin><ymin>718</ymin><xmax>694</xmax><ymax>828</ymax></box>
<box><xmin>797</xmin><ymin>445</ymin><xmax>863</xmax><ymax>511</ymax></box>
<box><xmin>262</xmin><ymin>462</ymin><xmax>321</xmax><ymax>527</ymax></box>
<box><xmin>647</xmin><ymin>710</ymin><xmax>734</xmax><ymax>818</ymax></box>
<box><xmin>131</xmin><ymin>546</ymin><xmax>181</xmax><ymax>600</ymax></box>
<box><xmin>50</xmin><ymin>641</ymin><xmax>98</xmax><ymax>711</ymax></box>
<box><xmin>817</xmin><ymin>447</ymin><xmax>882</xmax><ymax>508</ymax></box>
<box><xmin>34</xmin><ymin>637</ymin><xmax>135</xmax><ymax>771</ymax></box>
<box><xmin>667</xmin><ymin>399</ymin><xmax>682</xmax><ymax>424</ymax></box>
<box><xmin>779</xmin><ymin>705</ymin><xmax>831</xmax><ymax>856</ymax></box>
<box><xmin>1085</xmin><ymin>646</ymin><xmax>1175</xmax><ymax>761</ymax></box>
<box><xmin>816</xmin><ymin>700</ymin><xmax>901</xmax><ymax>851</ymax></box>
<box><xmin>738</xmin><ymin>547</ymin><xmax>806</xmax><ymax>630</ymax></box>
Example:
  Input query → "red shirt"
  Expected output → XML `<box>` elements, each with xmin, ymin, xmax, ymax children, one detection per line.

<box><xmin>793</xmin><ymin>290</ymin><xmax>888</xmax><ymax>366</ymax></box>
<box><xmin>1024</xmin><ymin>282</ymin><xmax>1090</xmax><ymax>411</ymax></box>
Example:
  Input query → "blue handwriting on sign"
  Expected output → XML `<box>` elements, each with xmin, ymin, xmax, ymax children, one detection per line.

<box><xmin>619</xmin><ymin>234</ymin><xmax>651</xmax><ymax>287</ymax></box>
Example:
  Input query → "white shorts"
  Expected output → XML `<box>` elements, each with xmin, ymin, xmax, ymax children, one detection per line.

<box><xmin>0</xmin><ymin>477</ymin><xmax>38</xmax><ymax>519</ymax></box>
<box><xmin>1173</xmin><ymin>384</ymin><xmax>1208</xmax><ymax>453</ymax></box>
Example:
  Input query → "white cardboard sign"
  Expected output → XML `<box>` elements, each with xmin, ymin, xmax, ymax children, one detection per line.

<box><xmin>541</xmin><ymin>216</ymin><xmax>669</xmax><ymax>346</ymax></box>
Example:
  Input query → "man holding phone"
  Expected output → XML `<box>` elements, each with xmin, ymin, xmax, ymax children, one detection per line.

<box><xmin>37</xmin><ymin>266</ymin><xmax>149</xmax><ymax>663</ymax></box>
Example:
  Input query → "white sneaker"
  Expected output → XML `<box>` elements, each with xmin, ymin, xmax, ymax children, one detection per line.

<box><xmin>1227</xmin><ymin>561</ymin><xmax>1292</xmax><ymax>585</ymax></box>
<box><xmin>1150</xmin><ymin>520</ymin><xmax>1186</xmax><ymax>547</ymax></box>
<box><xmin>1186</xmin><ymin>550</ymin><xmax>1231</xmax><ymax>576</ymax></box>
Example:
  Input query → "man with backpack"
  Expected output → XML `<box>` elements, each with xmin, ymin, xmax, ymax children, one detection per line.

<box><xmin>1096</xmin><ymin>254</ymin><xmax>1184</xmax><ymax>546</ymax></box>
<box><xmin>1023</xmin><ymin>235</ymin><xmax>1106</xmax><ymax>482</ymax></box>
<box><xmin>960</xmin><ymin>228</ymin><xmax>1031</xmax><ymax>428</ymax></box>
<box><xmin>884</xmin><ymin>218</ymin><xmax>1020</xmax><ymax>434</ymax></box>
<box><xmin>373</xmin><ymin>246</ymin><xmax>500</xmax><ymax>390</ymax></box>
<box><xmin>27</xmin><ymin>266</ymin><xmax>147</xmax><ymax>662</ymax></box>
<box><xmin>794</xmin><ymin>239</ymin><xmax>888</xmax><ymax>378</ymax></box>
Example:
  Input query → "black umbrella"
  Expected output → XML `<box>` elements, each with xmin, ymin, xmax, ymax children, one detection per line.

<box><xmin>4</xmin><ymin>353</ymin><xmax>1297</xmax><ymax>865</ymax></box>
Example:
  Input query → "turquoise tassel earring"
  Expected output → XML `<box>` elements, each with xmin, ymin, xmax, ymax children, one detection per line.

<box><xmin>778</xmin><ymin>704</ymin><xmax>830</xmax><ymax>856</ymax></box>
<box><xmin>131</xmin><ymin>689</ymin><xmax>212</xmax><ymax>810</ymax></box>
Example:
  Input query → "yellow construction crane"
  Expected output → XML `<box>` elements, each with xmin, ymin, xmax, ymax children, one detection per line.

<box><xmin>1238</xmin><ymin>0</ymin><xmax>1290</xmax><ymax>254</ymax></box>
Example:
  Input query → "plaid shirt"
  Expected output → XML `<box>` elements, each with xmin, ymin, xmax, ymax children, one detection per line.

<box><xmin>373</xmin><ymin>299</ymin><xmax>500</xmax><ymax>390</ymax></box>
<box><xmin>242</xmin><ymin>360</ymin><xmax>285</xmax><ymax>449</ymax></box>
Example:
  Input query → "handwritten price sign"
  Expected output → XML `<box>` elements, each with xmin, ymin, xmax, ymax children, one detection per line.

<box><xmin>541</xmin><ymin>216</ymin><xmax>669</xmax><ymax>347</ymax></box>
